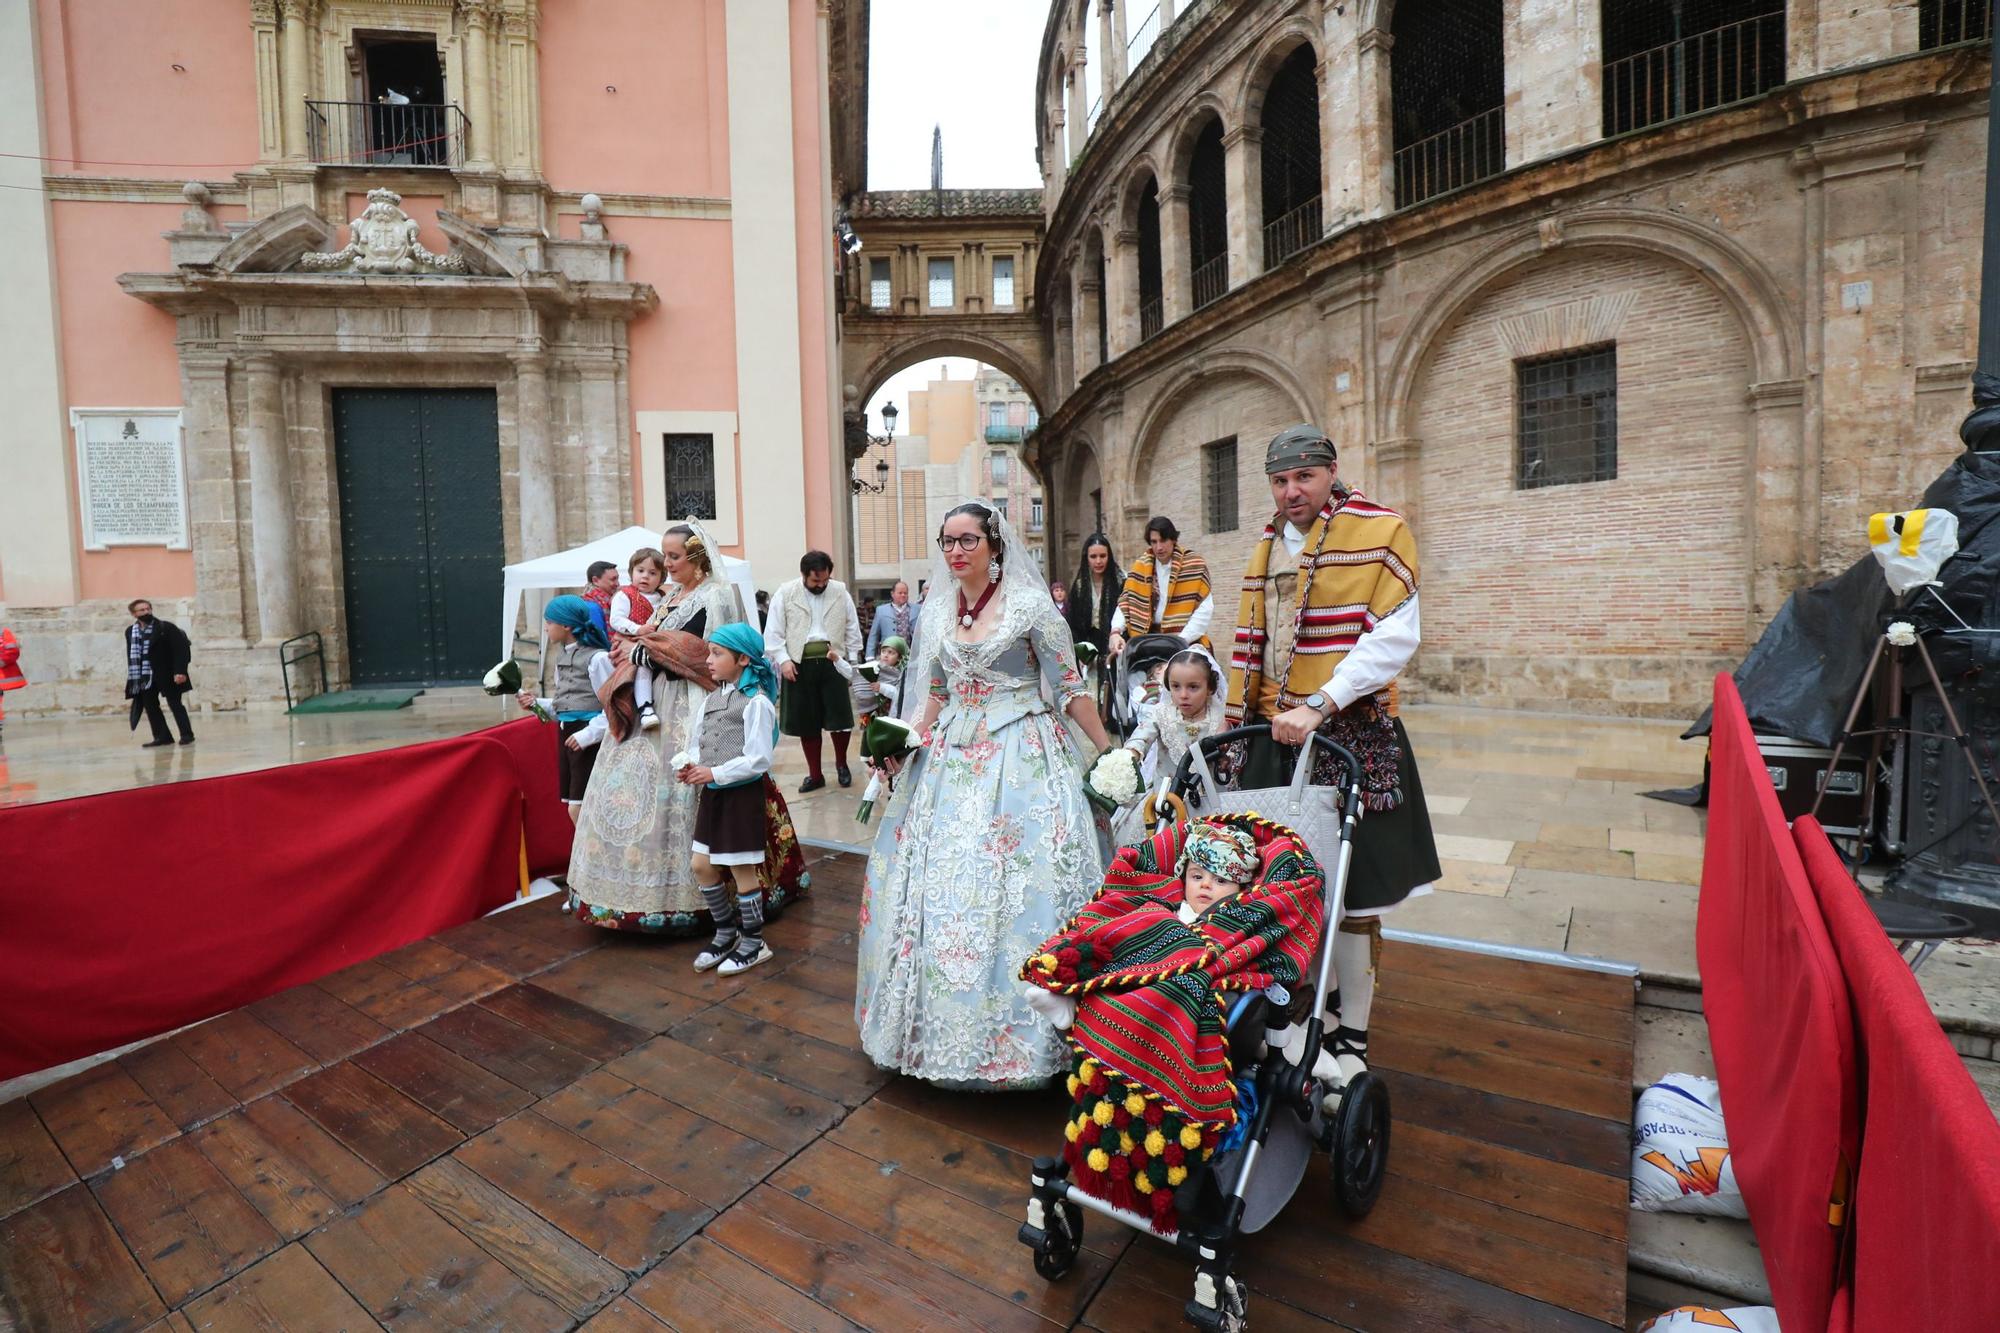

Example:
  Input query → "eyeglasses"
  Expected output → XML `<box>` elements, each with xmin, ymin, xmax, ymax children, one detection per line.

<box><xmin>937</xmin><ymin>533</ymin><xmax>984</xmax><ymax>552</ymax></box>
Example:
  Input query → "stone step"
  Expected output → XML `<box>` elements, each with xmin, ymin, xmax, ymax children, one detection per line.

<box><xmin>1627</xmin><ymin>1210</ymin><xmax>1772</xmax><ymax>1307</ymax></box>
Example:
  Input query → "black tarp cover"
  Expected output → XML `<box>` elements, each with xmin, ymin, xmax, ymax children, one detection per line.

<box><xmin>1685</xmin><ymin>451</ymin><xmax>2000</xmax><ymax>746</ymax></box>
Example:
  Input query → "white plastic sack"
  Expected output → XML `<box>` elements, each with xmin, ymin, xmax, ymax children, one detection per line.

<box><xmin>1630</xmin><ymin>1074</ymin><xmax>1747</xmax><ymax>1218</ymax></box>
<box><xmin>1639</xmin><ymin>1306</ymin><xmax>1780</xmax><ymax>1333</ymax></box>
<box><xmin>1869</xmin><ymin>507</ymin><xmax>1959</xmax><ymax>594</ymax></box>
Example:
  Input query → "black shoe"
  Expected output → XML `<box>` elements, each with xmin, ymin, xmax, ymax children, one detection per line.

<box><xmin>798</xmin><ymin>775</ymin><xmax>826</xmax><ymax>794</ymax></box>
<box><xmin>178</xmin><ymin>737</ymin><xmax>196</xmax><ymax>747</ymax></box>
<box><xmin>837</xmin><ymin>764</ymin><xmax>853</xmax><ymax>788</ymax></box>
<box><xmin>143</xmin><ymin>739</ymin><xmax>174</xmax><ymax>748</ymax></box>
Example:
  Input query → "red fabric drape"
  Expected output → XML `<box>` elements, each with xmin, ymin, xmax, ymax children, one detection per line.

<box><xmin>0</xmin><ymin>732</ymin><xmax>526</xmax><ymax>1080</ymax></box>
<box><xmin>1697</xmin><ymin>675</ymin><xmax>1859</xmax><ymax>1333</ymax></box>
<box><xmin>474</xmin><ymin>718</ymin><xmax>574</xmax><ymax>877</ymax></box>
<box><xmin>1795</xmin><ymin>816</ymin><xmax>2000</xmax><ymax>1332</ymax></box>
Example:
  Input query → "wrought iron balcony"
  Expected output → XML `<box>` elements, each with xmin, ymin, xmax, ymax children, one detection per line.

<box><xmin>305</xmin><ymin>99</ymin><xmax>468</xmax><ymax>168</ymax></box>
<box><xmin>1392</xmin><ymin>105</ymin><xmax>1506</xmax><ymax>210</ymax></box>
<box><xmin>1263</xmin><ymin>196</ymin><xmax>1324</xmax><ymax>270</ymax></box>
<box><xmin>1139</xmin><ymin>296</ymin><xmax>1164</xmax><ymax>341</ymax></box>
<box><xmin>1191</xmin><ymin>254</ymin><xmax>1228</xmax><ymax>311</ymax></box>
<box><xmin>985</xmin><ymin>424</ymin><xmax>1025</xmax><ymax>444</ymax></box>
<box><xmin>1602</xmin><ymin>11</ymin><xmax>1785</xmax><ymax>138</ymax></box>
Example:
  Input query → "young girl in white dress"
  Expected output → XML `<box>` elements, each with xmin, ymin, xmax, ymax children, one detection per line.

<box><xmin>1111</xmin><ymin>647</ymin><xmax>1229</xmax><ymax>846</ymax></box>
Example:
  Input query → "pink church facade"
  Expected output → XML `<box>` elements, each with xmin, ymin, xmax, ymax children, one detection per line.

<box><xmin>0</xmin><ymin>0</ymin><xmax>853</xmax><ymax>710</ymax></box>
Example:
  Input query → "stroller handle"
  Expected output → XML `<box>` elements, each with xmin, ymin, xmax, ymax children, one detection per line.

<box><xmin>1168</xmin><ymin>723</ymin><xmax>1362</xmax><ymax>802</ymax></box>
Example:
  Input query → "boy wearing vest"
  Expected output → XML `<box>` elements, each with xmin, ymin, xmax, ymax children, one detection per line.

<box><xmin>680</xmin><ymin>622</ymin><xmax>783</xmax><ymax>976</ymax></box>
<box><xmin>762</xmin><ymin>550</ymin><xmax>863</xmax><ymax>792</ymax></box>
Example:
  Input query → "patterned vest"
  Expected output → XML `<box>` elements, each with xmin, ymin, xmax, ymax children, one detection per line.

<box><xmin>699</xmin><ymin>686</ymin><xmax>758</xmax><ymax>788</ymax></box>
<box><xmin>552</xmin><ymin>643</ymin><xmax>601</xmax><ymax>717</ymax></box>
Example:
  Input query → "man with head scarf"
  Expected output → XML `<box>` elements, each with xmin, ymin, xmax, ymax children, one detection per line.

<box><xmin>1223</xmin><ymin>423</ymin><xmax>1442</xmax><ymax>1102</ymax></box>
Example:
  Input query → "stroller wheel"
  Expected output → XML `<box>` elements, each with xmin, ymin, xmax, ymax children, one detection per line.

<box><xmin>1031</xmin><ymin>1196</ymin><xmax>1082</xmax><ymax>1281</ymax></box>
<box><xmin>1184</xmin><ymin>1273</ymin><xmax>1248</xmax><ymax>1333</ymax></box>
<box><xmin>1330</xmin><ymin>1071</ymin><xmax>1391</xmax><ymax>1219</ymax></box>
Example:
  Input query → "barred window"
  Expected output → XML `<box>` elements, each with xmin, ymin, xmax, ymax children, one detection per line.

<box><xmin>868</xmin><ymin>258</ymin><xmax>891</xmax><ymax>309</ymax></box>
<box><xmin>1030</xmin><ymin>496</ymin><xmax>1045</xmax><ymax>532</ymax></box>
<box><xmin>927</xmin><ymin>257</ymin><xmax>954</xmax><ymax>308</ymax></box>
<box><xmin>664</xmin><ymin>433</ymin><xmax>717</xmax><ymax>517</ymax></box>
<box><xmin>1517</xmin><ymin>347</ymin><xmax>1617</xmax><ymax>489</ymax></box>
<box><xmin>1920</xmin><ymin>0</ymin><xmax>1988</xmax><ymax>49</ymax></box>
<box><xmin>1202</xmin><ymin>437</ymin><xmax>1239</xmax><ymax>533</ymax></box>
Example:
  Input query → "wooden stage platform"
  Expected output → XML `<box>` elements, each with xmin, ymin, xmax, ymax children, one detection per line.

<box><xmin>0</xmin><ymin>850</ymin><xmax>1636</xmax><ymax>1332</ymax></box>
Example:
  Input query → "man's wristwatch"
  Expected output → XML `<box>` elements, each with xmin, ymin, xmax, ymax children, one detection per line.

<box><xmin>1302</xmin><ymin>690</ymin><xmax>1331</xmax><ymax>721</ymax></box>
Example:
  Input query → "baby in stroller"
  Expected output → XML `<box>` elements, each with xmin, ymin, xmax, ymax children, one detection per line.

<box><xmin>1019</xmin><ymin>816</ymin><xmax>1324</xmax><ymax>1235</ymax></box>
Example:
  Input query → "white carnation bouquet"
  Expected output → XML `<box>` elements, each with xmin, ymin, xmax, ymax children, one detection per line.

<box><xmin>1083</xmin><ymin>747</ymin><xmax>1143</xmax><ymax>813</ymax></box>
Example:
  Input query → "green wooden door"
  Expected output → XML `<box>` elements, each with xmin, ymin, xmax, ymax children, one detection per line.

<box><xmin>333</xmin><ymin>388</ymin><xmax>504</xmax><ymax>686</ymax></box>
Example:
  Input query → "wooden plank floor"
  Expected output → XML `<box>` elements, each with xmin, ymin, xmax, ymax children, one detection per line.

<box><xmin>0</xmin><ymin>851</ymin><xmax>1634</xmax><ymax>1332</ymax></box>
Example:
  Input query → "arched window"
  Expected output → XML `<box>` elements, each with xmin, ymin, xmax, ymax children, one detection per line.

<box><xmin>1187</xmin><ymin>118</ymin><xmax>1228</xmax><ymax>309</ymax></box>
<box><xmin>1601</xmin><ymin>2</ymin><xmax>1785</xmax><ymax>136</ymax></box>
<box><xmin>1137</xmin><ymin>177</ymin><xmax>1164</xmax><ymax>339</ymax></box>
<box><xmin>1919</xmin><ymin>0</ymin><xmax>1986</xmax><ymax>49</ymax></box>
<box><xmin>1389</xmin><ymin>0</ymin><xmax>1505</xmax><ymax>209</ymax></box>
<box><xmin>1260</xmin><ymin>45</ymin><xmax>1323</xmax><ymax>269</ymax></box>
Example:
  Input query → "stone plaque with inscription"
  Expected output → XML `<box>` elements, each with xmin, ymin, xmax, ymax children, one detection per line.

<box><xmin>72</xmin><ymin>409</ymin><xmax>188</xmax><ymax>549</ymax></box>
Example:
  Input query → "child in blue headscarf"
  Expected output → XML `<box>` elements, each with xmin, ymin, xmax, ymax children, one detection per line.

<box><xmin>521</xmin><ymin>595</ymin><xmax>612</xmax><ymax>820</ymax></box>
<box><xmin>678</xmin><ymin>621</ymin><xmax>782</xmax><ymax>975</ymax></box>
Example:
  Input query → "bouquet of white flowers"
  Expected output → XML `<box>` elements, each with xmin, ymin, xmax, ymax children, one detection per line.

<box><xmin>1083</xmin><ymin>747</ymin><xmax>1143</xmax><ymax>813</ymax></box>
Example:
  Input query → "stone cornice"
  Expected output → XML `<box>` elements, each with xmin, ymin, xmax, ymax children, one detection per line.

<box><xmin>119</xmin><ymin>269</ymin><xmax>658</xmax><ymax>321</ymax></box>
<box><xmin>44</xmin><ymin>175</ymin><xmax>249</xmax><ymax>205</ymax></box>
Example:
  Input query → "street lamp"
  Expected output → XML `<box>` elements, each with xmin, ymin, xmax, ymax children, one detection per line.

<box><xmin>853</xmin><ymin>401</ymin><xmax>898</xmax><ymax>494</ymax></box>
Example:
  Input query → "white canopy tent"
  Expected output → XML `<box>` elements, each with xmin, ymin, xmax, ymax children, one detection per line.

<box><xmin>500</xmin><ymin>525</ymin><xmax>760</xmax><ymax>671</ymax></box>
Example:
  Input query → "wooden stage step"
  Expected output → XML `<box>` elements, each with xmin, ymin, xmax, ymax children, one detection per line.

<box><xmin>0</xmin><ymin>851</ymin><xmax>1635</xmax><ymax>1331</ymax></box>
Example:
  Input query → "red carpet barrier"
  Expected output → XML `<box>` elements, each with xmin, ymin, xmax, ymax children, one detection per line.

<box><xmin>0</xmin><ymin>733</ymin><xmax>526</xmax><ymax>1080</ymax></box>
<box><xmin>1795</xmin><ymin>816</ymin><xmax>2000</xmax><ymax>1331</ymax></box>
<box><xmin>1698</xmin><ymin>675</ymin><xmax>1859</xmax><ymax>1333</ymax></box>
<box><xmin>475</xmin><ymin>717</ymin><xmax>574</xmax><ymax>878</ymax></box>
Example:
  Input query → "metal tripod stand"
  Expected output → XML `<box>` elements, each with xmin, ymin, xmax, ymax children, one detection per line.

<box><xmin>1811</xmin><ymin>625</ymin><xmax>2000</xmax><ymax>858</ymax></box>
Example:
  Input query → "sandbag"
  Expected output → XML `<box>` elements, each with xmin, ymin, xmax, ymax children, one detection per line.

<box><xmin>1639</xmin><ymin>1306</ymin><xmax>1780</xmax><ymax>1333</ymax></box>
<box><xmin>1631</xmin><ymin>1075</ymin><xmax>1748</xmax><ymax>1218</ymax></box>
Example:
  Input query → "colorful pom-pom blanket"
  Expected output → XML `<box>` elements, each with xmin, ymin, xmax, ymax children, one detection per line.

<box><xmin>1022</xmin><ymin>815</ymin><xmax>1325</xmax><ymax>1231</ymax></box>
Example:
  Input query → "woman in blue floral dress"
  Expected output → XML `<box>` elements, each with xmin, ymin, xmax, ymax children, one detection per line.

<box><xmin>856</xmin><ymin>501</ymin><xmax>1113</xmax><ymax>1088</ymax></box>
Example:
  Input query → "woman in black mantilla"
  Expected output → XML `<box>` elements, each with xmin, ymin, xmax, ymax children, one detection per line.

<box><xmin>1065</xmin><ymin>533</ymin><xmax>1121</xmax><ymax>657</ymax></box>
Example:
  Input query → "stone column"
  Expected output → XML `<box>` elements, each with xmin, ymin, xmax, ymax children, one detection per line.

<box><xmin>279</xmin><ymin>0</ymin><xmax>315</xmax><ymax>160</ymax></box>
<box><xmin>462</xmin><ymin>0</ymin><xmax>497</xmax><ymax>167</ymax></box>
<box><xmin>1100</xmin><ymin>1</ymin><xmax>1125</xmax><ymax>98</ymax></box>
<box><xmin>513</xmin><ymin>354</ymin><xmax>558</xmax><ymax>556</ymax></box>
<box><xmin>250</xmin><ymin>0</ymin><xmax>284</xmax><ymax>161</ymax></box>
<box><xmin>1107</xmin><ymin>227</ymin><xmax>1139</xmax><ymax>357</ymax></box>
<box><xmin>182</xmin><ymin>358</ymin><xmax>247</xmax><ymax>646</ymax></box>
<box><xmin>1110</xmin><ymin>1</ymin><xmax>1128</xmax><ymax>84</ymax></box>
<box><xmin>243</xmin><ymin>356</ymin><xmax>300</xmax><ymax>644</ymax></box>
<box><xmin>1074</xmin><ymin>255</ymin><xmax>1103</xmax><ymax>381</ymax></box>
<box><xmin>1503</xmin><ymin>0</ymin><xmax>1599</xmax><ymax>167</ymax></box>
<box><xmin>1223</xmin><ymin>124</ymin><xmax>1263</xmax><ymax>282</ymax></box>
<box><xmin>1160</xmin><ymin>183</ymin><xmax>1191</xmax><ymax>323</ymax></box>
<box><xmin>1067</xmin><ymin>51</ymin><xmax>1088</xmax><ymax>161</ymax></box>
<box><xmin>1354</xmin><ymin>28</ymin><xmax>1395</xmax><ymax>219</ymax></box>
<box><xmin>577</xmin><ymin>361</ymin><xmax>624</xmax><ymax>539</ymax></box>
<box><xmin>1159</xmin><ymin>0</ymin><xmax>1176</xmax><ymax>26</ymax></box>
<box><xmin>1747</xmin><ymin>380</ymin><xmax>1809</xmax><ymax>626</ymax></box>
<box><xmin>1053</xmin><ymin>307</ymin><xmax>1076</xmax><ymax>400</ymax></box>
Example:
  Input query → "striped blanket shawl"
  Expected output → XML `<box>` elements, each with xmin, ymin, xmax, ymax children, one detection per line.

<box><xmin>1021</xmin><ymin>816</ymin><xmax>1324</xmax><ymax>1231</ymax></box>
<box><xmin>1224</xmin><ymin>489</ymin><xmax>1418</xmax><ymax>722</ymax></box>
<box><xmin>1118</xmin><ymin>546</ymin><xmax>1212</xmax><ymax>648</ymax></box>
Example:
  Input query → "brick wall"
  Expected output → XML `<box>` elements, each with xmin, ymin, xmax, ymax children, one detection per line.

<box><xmin>1410</xmin><ymin>248</ymin><xmax>1752</xmax><ymax>712</ymax></box>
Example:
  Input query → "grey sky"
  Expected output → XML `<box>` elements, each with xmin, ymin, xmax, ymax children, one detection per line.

<box><xmin>866</xmin><ymin>1</ymin><xmax>1048</xmax><ymax>191</ymax></box>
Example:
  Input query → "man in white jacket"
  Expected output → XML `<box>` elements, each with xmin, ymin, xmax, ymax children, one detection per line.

<box><xmin>763</xmin><ymin>550</ymin><xmax>862</xmax><ymax>792</ymax></box>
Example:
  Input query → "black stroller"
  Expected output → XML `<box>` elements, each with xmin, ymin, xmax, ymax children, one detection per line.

<box><xmin>1109</xmin><ymin>632</ymin><xmax>1188</xmax><ymax>737</ymax></box>
<box><xmin>1019</xmin><ymin>726</ymin><xmax>1392</xmax><ymax>1331</ymax></box>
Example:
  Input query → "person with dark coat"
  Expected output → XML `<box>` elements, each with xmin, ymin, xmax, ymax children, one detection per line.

<box><xmin>124</xmin><ymin>598</ymin><xmax>194</xmax><ymax>748</ymax></box>
<box><xmin>1065</xmin><ymin>532</ymin><xmax>1121</xmax><ymax>656</ymax></box>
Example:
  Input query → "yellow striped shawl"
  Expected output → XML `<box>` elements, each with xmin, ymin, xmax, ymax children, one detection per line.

<box><xmin>1225</xmin><ymin>491</ymin><xmax>1419</xmax><ymax>722</ymax></box>
<box><xmin>1117</xmin><ymin>546</ymin><xmax>1213</xmax><ymax>649</ymax></box>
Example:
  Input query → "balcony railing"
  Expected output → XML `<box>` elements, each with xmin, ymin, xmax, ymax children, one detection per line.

<box><xmin>985</xmin><ymin>424</ymin><xmax>1025</xmax><ymax>444</ymax></box>
<box><xmin>1262</xmin><ymin>196</ymin><xmax>1323</xmax><ymax>269</ymax></box>
<box><xmin>1126</xmin><ymin>4</ymin><xmax>1162</xmax><ymax>67</ymax></box>
<box><xmin>1139</xmin><ymin>295</ymin><xmax>1164</xmax><ymax>341</ymax></box>
<box><xmin>1921</xmin><ymin>0</ymin><xmax>1989</xmax><ymax>49</ymax></box>
<box><xmin>306</xmin><ymin>99</ymin><xmax>468</xmax><ymax>167</ymax></box>
<box><xmin>1392</xmin><ymin>105</ymin><xmax>1505</xmax><ymax>210</ymax></box>
<box><xmin>1191</xmin><ymin>254</ymin><xmax>1228</xmax><ymax>311</ymax></box>
<box><xmin>1602</xmin><ymin>12</ymin><xmax>1785</xmax><ymax>138</ymax></box>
